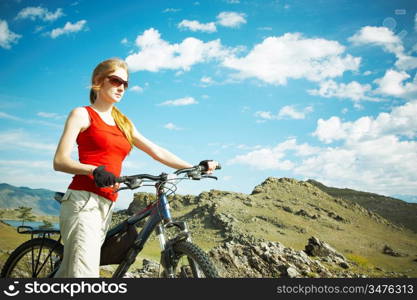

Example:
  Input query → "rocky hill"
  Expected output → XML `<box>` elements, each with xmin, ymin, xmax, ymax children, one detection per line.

<box><xmin>119</xmin><ymin>177</ymin><xmax>417</xmax><ymax>278</ymax></box>
<box><xmin>307</xmin><ymin>180</ymin><xmax>417</xmax><ymax>233</ymax></box>
<box><xmin>0</xmin><ymin>183</ymin><xmax>60</xmax><ymax>216</ymax></box>
<box><xmin>2</xmin><ymin>178</ymin><xmax>416</xmax><ymax>278</ymax></box>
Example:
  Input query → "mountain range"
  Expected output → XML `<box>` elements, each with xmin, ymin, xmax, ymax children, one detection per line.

<box><xmin>0</xmin><ymin>183</ymin><xmax>60</xmax><ymax>216</ymax></box>
<box><xmin>119</xmin><ymin>177</ymin><xmax>417</xmax><ymax>277</ymax></box>
<box><xmin>307</xmin><ymin>180</ymin><xmax>417</xmax><ymax>233</ymax></box>
<box><xmin>1</xmin><ymin>178</ymin><xmax>417</xmax><ymax>277</ymax></box>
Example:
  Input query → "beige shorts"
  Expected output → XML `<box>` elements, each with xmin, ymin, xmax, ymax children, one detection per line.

<box><xmin>54</xmin><ymin>189</ymin><xmax>114</xmax><ymax>278</ymax></box>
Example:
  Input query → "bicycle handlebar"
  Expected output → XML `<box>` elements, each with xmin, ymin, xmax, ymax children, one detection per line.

<box><xmin>115</xmin><ymin>163</ymin><xmax>221</xmax><ymax>191</ymax></box>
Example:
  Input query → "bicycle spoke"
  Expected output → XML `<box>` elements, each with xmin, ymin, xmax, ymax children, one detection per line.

<box><xmin>8</xmin><ymin>246</ymin><xmax>60</xmax><ymax>277</ymax></box>
<box><xmin>33</xmin><ymin>238</ymin><xmax>46</xmax><ymax>276</ymax></box>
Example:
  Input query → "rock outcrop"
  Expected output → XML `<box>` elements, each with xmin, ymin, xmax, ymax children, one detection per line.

<box><xmin>123</xmin><ymin>237</ymin><xmax>370</xmax><ymax>278</ymax></box>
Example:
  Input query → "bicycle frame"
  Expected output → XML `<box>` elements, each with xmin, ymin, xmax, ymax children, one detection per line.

<box><xmin>111</xmin><ymin>181</ymin><xmax>191</xmax><ymax>278</ymax></box>
<box><xmin>3</xmin><ymin>165</ymin><xmax>220</xmax><ymax>279</ymax></box>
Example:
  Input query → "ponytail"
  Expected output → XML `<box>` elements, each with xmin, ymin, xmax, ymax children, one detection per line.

<box><xmin>89</xmin><ymin>89</ymin><xmax>96</xmax><ymax>104</ymax></box>
<box><xmin>112</xmin><ymin>106</ymin><xmax>134</xmax><ymax>150</ymax></box>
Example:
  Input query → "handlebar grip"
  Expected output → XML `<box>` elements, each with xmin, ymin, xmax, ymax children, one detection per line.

<box><xmin>116</xmin><ymin>176</ymin><xmax>127</xmax><ymax>183</ymax></box>
<box><xmin>198</xmin><ymin>161</ymin><xmax>222</xmax><ymax>172</ymax></box>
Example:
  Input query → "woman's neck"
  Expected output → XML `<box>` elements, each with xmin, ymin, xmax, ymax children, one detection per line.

<box><xmin>91</xmin><ymin>97</ymin><xmax>113</xmax><ymax>114</ymax></box>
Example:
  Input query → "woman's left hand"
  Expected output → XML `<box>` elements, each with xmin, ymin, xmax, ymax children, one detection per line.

<box><xmin>206</xmin><ymin>161</ymin><xmax>218</xmax><ymax>174</ymax></box>
<box><xmin>199</xmin><ymin>160</ymin><xmax>219</xmax><ymax>174</ymax></box>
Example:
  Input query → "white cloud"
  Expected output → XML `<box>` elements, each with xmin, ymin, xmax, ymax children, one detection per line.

<box><xmin>226</xmin><ymin>0</ymin><xmax>240</xmax><ymax>3</ymax></box>
<box><xmin>130</xmin><ymin>85</ymin><xmax>143</xmax><ymax>93</ymax></box>
<box><xmin>313</xmin><ymin>100</ymin><xmax>417</xmax><ymax>143</ymax></box>
<box><xmin>34</xmin><ymin>25</ymin><xmax>44</xmax><ymax>33</ymax></box>
<box><xmin>258</xmin><ymin>27</ymin><xmax>272</xmax><ymax>31</ymax></box>
<box><xmin>37</xmin><ymin>112</ymin><xmax>65</xmax><ymax>120</ymax></box>
<box><xmin>0</xmin><ymin>130</ymin><xmax>56</xmax><ymax>152</ymax></box>
<box><xmin>230</xmin><ymin>100</ymin><xmax>417</xmax><ymax>195</ymax></box>
<box><xmin>278</xmin><ymin>105</ymin><xmax>313</xmax><ymax>119</ymax></box>
<box><xmin>415</xmin><ymin>13</ymin><xmax>417</xmax><ymax>32</ymax></box>
<box><xmin>228</xmin><ymin>139</ymin><xmax>318</xmax><ymax>170</ymax></box>
<box><xmin>200</xmin><ymin>76</ymin><xmax>213</xmax><ymax>84</ymax></box>
<box><xmin>0</xmin><ymin>160</ymin><xmax>51</xmax><ymax>169</ymax></box>
<box><xmin>222</xmin><ymin>33</ymin><xmax>360</xmax><ymax>85</ymax></box>
<box><xmin>15</xmin><ymin>6</ymin><xmax>64</xmax><ymax>22</ymax></box>
<box><xmin>0</xmin><ymin>19</ymin><xmax>22</xmax><ymax>49</ymax></box>
<box><xmin>396</xmin><ymin>55</ymin><xmax>417</xmax><ymax>71</ymax></box>
<box><xmin>348</xmin><ymin>26</ymin><xmax>402</xmax><ymax>51</ymax></box>
<box><xmin>216</xmin><ymin>12</ymin><xmax>246</xmax><ymax>28</ymax></box>
<box><xmin>293</xmin><ymin>134</ymin><xmax>417</xmax><ymax>195</ymax></box>
<box><xmin>178</xmin><ymin>20</ymin><xmax>217</xmax><ymax>33</ymax></box>
<box><xmin>163</xmin><ymin>8</ymin><xmax>181</xmax><ymax>13</ymax></box>
<box><xmin>308</xmin><ymin>80</ymin><xmax>381</xmax><ymax>106</ymax></box>
<box><xmin>0</xmin><ymin>111</ymin><xmax>21</xmax><ymax>121</ymax></box>
<box><xmin>177</xmin><ymin>11</ymin><xmax>246</xmax><ymax>33</ymax></box>
<box><xmin>0</xmin><ymin>111</ymin><xmax>63</xmax><ymax>128</ymax></box>
<box><xmin>254</xmin><ymin>111</ymin><xmax>274</xmax><ymax>120</ymax></box>
<box><xmin>49</xmin><ymin>20</ymin><xmax>87</xmax><ymax>39</ymax></box>
<box><xmin>0</xmin><ymin>159</ymin><xmax>71</xmax><ymax>191</ymax></box>
<box><xmin>199</xmin><ymin>76</ymin><xmax>215</xmax><ymax>87</ymax></box>
<box><xmin>164</xmin><ymin>122</ymin><xmax>182</xmax><ymax>130</ymax></box>
<box><xmin>126</xmin><ymin>28</ymin><xmax>235</xmax><ymax>72</ymax></box>
<box><xmin>159</xmin><ymin>97</ymin><xmax>198</xmax><ymax>106</ymax></box>
<box><xmin>121</xmin><ymin>38</ymin><xmax>128</xmax><ymax>44</ymax></box>
<box><xmin>255</xmin><ymin>105</ymin><xmax>313</xmax><ymax>120</ymax></box>
<box><xmin>374</xmin><ymin>69</ymin><xmax>417</xmax><ymax>99</ymax></box>
<box><xmin>349</xmin><ymin>26</ymin><xmax>417</xmax><ymax>70</ymax></box>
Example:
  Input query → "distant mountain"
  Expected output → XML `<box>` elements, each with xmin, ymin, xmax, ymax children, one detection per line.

<box><xmin>122</xmin><ymin>177</ymin><xmax>417</xmax><ymax>277</ymax></box>
<box><xmin>307</xmin><ymin>179</ymin><xmax>417</xmax><ymax>233</ymax></box>
<box><xmin>392</xmin><ymin>194</ymin><xmax>417</xmax><ymax>203</ymax></box>
<box><xmin>0</xmin><ymin>183</ymin><xmax>60</xmax><ymax>216</ymax></box>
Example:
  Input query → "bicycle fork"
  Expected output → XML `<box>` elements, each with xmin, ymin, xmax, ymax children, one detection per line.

<box><xmin>157</xmin><ymin>222</ymin><xmax>193</xmax><ymax>278</ymax></box>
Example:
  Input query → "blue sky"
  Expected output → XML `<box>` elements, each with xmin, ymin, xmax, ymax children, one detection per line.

<box><xmin>1</xmin><ymin>0</ymin><xmax>417</xmax><ymax>208</ymax></box>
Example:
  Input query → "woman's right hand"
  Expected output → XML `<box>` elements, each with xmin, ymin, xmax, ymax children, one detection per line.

<box><xmin>93</xmin><ymin>166</ymin><xmax>116</xmax><ymax>187</ymax></box>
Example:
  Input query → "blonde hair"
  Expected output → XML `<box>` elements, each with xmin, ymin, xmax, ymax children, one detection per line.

<box><xmin>89</xmin><ymin>58</ymin><xmax>134</xmax><ymax>149</ymax></box>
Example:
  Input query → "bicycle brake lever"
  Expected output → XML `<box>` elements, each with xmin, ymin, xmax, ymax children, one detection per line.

<box><xmin>127</xmin><ymin>179</ymin><xmax>143</xmax><ymax>189</ymax></box>
<box><xmin>188</xmin><ymin>169</ymin><xmax>202</xmax><ymax>180</ymax></box>
<box><xmin>114</xmin><ymin>186</ymin><xmax>130</xmax><ymax>193</ymax></box>
<box><xmin>202</xmin><ymin>175</ymin><xmax>218</xmax><ymax>180</ymax></box>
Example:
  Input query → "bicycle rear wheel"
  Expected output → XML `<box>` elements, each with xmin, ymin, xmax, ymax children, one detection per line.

<box><xmin>1</xmin><ymin>238</ymin><xmax>63</xmax><ymax>278</ymax></box>
<box><xmin>163</xmin><ymin>241</ymin><xmax>219</xmax><ymax>278</ymax></box>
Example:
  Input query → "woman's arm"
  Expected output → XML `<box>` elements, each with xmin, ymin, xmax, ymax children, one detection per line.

<box><xmin>53</xmin><ymin>107</ymin><xmax>98</xmax><ymax>175</ymax></box>
<box><xmin>132</xmin><ymin>124</ymin><xmax>193</xmax><ymax>170</ymax></box>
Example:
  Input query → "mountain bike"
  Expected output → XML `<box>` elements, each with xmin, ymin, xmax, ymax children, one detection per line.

<box><xmin>1</xmin><ymin>164</ymin><xmax>220</xmax><ymax>278</ymax></box>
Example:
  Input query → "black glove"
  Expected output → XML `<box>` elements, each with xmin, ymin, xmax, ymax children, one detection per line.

<box><xmin>93</xmin><ymin>166</ymin><xmax>116</xmax><ymax>187</ymax></box>
<box><xmin>198</xmin><ymin>160</ymin><xmax>214</xmax><ymax>172</ymax></box>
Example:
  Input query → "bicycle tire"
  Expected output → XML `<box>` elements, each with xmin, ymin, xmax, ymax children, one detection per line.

<box><xmin>1</xmin><ymin>238</ymin><xmax>63</xmax><ymax>278</ymax></box>
<box><xmin>163</xmin><ymin>241</ymin><xmax>219</xmax><ymax>278</ymax></box>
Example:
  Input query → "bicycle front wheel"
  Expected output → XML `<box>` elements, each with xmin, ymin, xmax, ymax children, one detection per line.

<box><xmin>163</xmin><ymin>241</ymin><xmax>219</xmax><ymax>278</ymax></box>
<box><xmin>1</xmin><ymin>238</ymin><xmax>63</xmax><ymax>278</ymax></box>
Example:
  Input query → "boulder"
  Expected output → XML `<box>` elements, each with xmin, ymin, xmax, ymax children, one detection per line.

<box><xmin>382</xmin><ymin>245</ymin><xmax>407</xmax><ymax>257</ymax></box>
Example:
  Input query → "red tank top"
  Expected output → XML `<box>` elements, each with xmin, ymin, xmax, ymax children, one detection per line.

<box><xmin>68</xmin><ymin>106</ymin><xmax>131</xmax><ymax>201</ymax></box>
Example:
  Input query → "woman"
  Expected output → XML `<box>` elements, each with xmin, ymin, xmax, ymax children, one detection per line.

<box><xmin>53</xmin><ymin>57</ymin><xmax>218</xmax><ymax>277</ymax></box>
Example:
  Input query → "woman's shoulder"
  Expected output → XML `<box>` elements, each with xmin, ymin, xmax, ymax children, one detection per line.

<box><xmin>69</xmin><ymin>106</ymin><xmax>89</xmax><ymax>118</ymax></box>
<box><xmin>67</xmin><ymin>106</ymin><xmax>90</xmax><ymax>127</ymax></box>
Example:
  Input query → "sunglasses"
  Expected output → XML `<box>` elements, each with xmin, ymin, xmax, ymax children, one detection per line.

<box><xmin>107</xmin><ymin>75</ymin><xmax>129</xmax><ymax>89</ymax></box>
